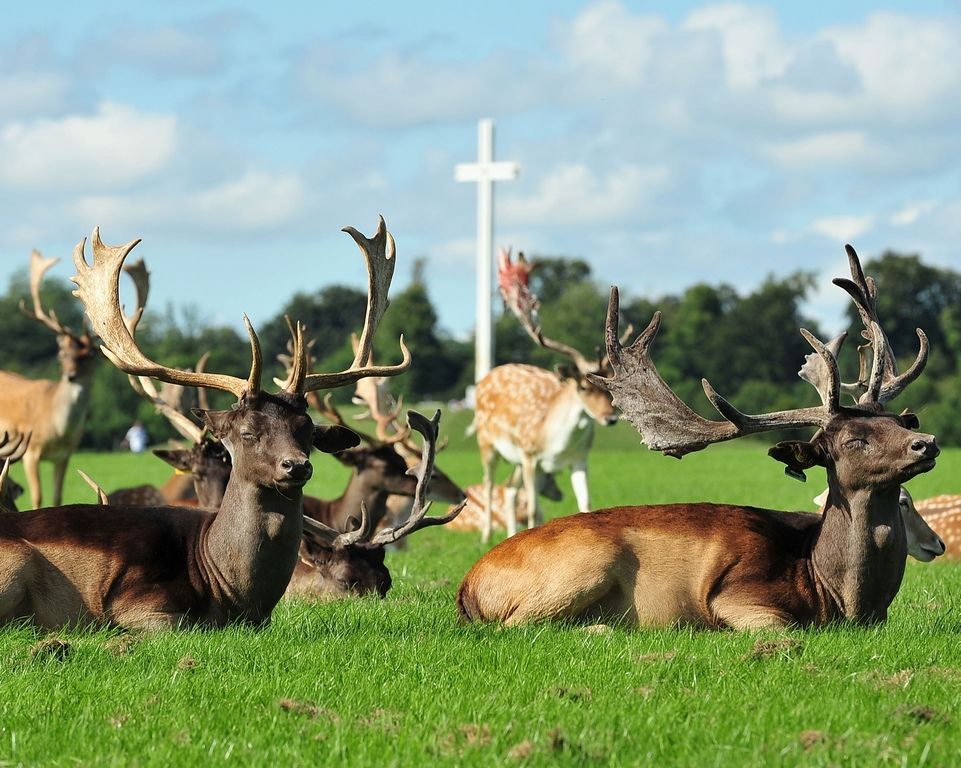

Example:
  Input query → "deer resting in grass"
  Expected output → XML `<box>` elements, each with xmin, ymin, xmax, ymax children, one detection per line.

<box><xmin>0</xmin><ymin>218</ymin><xmax>410</xmax><ymax>630</ymax></box>
<box><xmin>472</xmin><ymin>249</ymin><xmax>618</xmax><ymax>542</ymax></box>
<box><xmin>458</xmin><ymin>245</ymin><xmax>938</xmax><ymax>629</ymax></box>
<box><xmin>911</xmin><ymin>495</ymin><xmax>961</xmax><ymax>561</ymax></box>
<box><xmin>288</xmin><ymin>410</ymin><xmax>466</xmax><ymax>599</ymax></box>
<box><xmin>0</xmin><ymin>251</ymin><xmax>146</xmax><ymax>508</ymax></box>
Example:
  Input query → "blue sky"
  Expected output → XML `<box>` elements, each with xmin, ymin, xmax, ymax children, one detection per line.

<box><xmin>3</xmin><ymin>0</ymin><xmax>961</xmax><ymax>345</ymax></box>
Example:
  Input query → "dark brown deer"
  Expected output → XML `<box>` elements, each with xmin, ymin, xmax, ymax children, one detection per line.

<box><xmin>289</xmin><ymin>410</ymin><xmax>465</xmax><ymax>599</ymax></box>
<box><xmin>472</xmin><ymin>248</ymin><xmax>619</xmax><ymax>542</ymax></box>
<box><xmin>0</xmin><ymin>218</ymin><xmax>410</xmax><ymax>630</ymax></box>
<box><xmin>0</xmin><ymin>252</ymin><xmax>146</xmax><ymax>508</ymax></box>
<box><xmin>458</xmin><ymin>245</ymin><xmax>938</xmax><ymax>629</ymax></box>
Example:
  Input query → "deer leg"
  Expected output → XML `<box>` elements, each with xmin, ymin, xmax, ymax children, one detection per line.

<box><xmin>570</xmin><ymin>461</ymin><xmax>591</xmax><ymax>513</ymax></box>
<box><xmin>51</xmin><ymin>458</ymin><xmax>68</xmax><ymax>508</ymax></box>
<box><xmin>504</xmin><ymin>485</ymin><xmax>519</xmax><ymax>537</ymax></box>
<box><xmin>521</xmin><ymin>456</ymin><xmax>541</xmax><ymax>528</ymax></box>
<box><xmin>479</xmin><ymin>444</ymin><xmax>498</xmax><ymax>544</ymax></box>
<box><xmin>710</xmin><ymin>594</ymin><xmax>792</xmax><ymax>630</ymax></box>
<box><xmin>23</xmin><ymin>451</ymin><xmax>42</xmax><ymax>510</ymax></box>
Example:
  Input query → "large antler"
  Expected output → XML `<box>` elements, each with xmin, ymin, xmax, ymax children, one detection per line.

<box><xmin>497</xmin><ymin>247</ymin><xmax>595</xmax><ymax>375</ymax></box>
<box><xmin>302</xmin><ymin>411</ymin><xmax>465</xmax><ymax>548</ymax></box>
<box><xmin>832</xmin><ymin>245</ymin><xmax>928</xmax><ymax>404</ymax></box>
<box><xmin>72</xmin><ymin>228</ymin><xmax>263</xmax><ymax>399</ymax></box>
<box><xmin>316</xmin><ymin>392</ymin><xmax>407</xmax><ymax>448</ymax></box>
<box><xmin>588</xmin><ymin>288</ymin><xmax>840</xmax><ymax>458</ymax></box>
<box><xmin>296</xmin><ymin>217</ymin><xmax>411</xmax><ymax>393</ymax></box>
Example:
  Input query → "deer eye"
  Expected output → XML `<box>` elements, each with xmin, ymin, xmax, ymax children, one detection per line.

<box><xmin>240</xmin><ymin>431</ymin><xmax>258</xmax><ymax>443</ymax></box>
<box><xmin>844</xmin><ymin>437</ymin><xmax>867</xmax><ymax>449</ymax></box>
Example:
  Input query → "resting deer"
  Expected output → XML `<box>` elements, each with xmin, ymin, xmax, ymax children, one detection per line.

<box><xmin>0</xmin><ymin>218</ymin><xmax>410</xmax><ymax>630</ymax></box>
<box><xmin>911</xmin><ymin>495</ymin><xmax>961</xmax><ymax>562</ymax></box>
<box><xmin>472</xmin><ymin>249</ymin><xmax>619</xmax><ymax>542</ymax></box>
<box><xmin>288</xmin><ymin>410</ymin><xmax>465</xmax><ymax>599</ymax></box>
<box><xmin>458</xmin><ymin>245</ymin><xmax>939</xmax><ymax>629</ymax></box>
<box><xmin>446</xmin><ymin>471</ymin><xmax>563</xmax><ymax>533</ymax></box>
<box><xmin>0</xmin><ymin>252</ymin><xmax>147</xmax><ymax>508</ymax></box>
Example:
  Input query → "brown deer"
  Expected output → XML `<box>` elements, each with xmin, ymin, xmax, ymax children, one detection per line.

<box><xmin>0</xmin><ymin>251</ymin><xmax>147</xmax><ymax>508</ymax></box>
<box><xmin>0</xmin><ymin>218</ymin><xmax>410</xmax><ymax>630</ymax></box>
<box><xmin>288</xmin><ymin>410</ymin><xmax>465</xmax><ymax>599</ymax></box>
<box><xmin>458</xmin><ymin>245</ymin><xmax>939</xmax><ymax>629</ymax></box>
<box><xmin>471</xmin><ymin>248</ymin><xmax>619</xmax><ymax>542</ymax></box>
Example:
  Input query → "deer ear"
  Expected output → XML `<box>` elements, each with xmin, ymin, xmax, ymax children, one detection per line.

<box><xmin>768</xmin><ymin>440</ymin><xmax>826</xmax><ymax>481</ymax></box>
<box><xmin>314</xmin><ymin>425</ymin><xmax>360</xmax><ymax>454</ymax></box>
<box><xmin>153</xmin><ymin>448</ymin><xmax>192</xmax><ymax>472</ymax></box>
<box><xmin>554</xmin><ymin>364</ymin><xmax>576</xmax><ymax>381</ymax></box>
<box><xmin>193</xmin><ymin>409</ymin><xmax>232</xmax><ymax>438</ymax></box>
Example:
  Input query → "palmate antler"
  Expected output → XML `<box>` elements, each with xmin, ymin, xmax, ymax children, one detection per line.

<box><xmin>588</xmin><ymin>289</ymin><xmax>842</xmax><ymax>458</ymax></box>
<box><xmin>302</xmin><ymin>411</ymin><xmax>466</xmax><ymax>548</ymax></box>
<box><xmin>71</xmin><ymin>218</ymin><xmax>411</xmax><ymax>399</ymax></box>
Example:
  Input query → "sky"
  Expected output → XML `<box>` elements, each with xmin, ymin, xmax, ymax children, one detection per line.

<box><xmin>2</xmin><ymin>0</ymin><xmax>961</xmax><ymax>347</ymax></box>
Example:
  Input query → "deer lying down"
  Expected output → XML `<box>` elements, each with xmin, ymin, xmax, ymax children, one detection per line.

<box><xmin>458</xmin><ymin>246</ymin><xmax>938</xmax><ymax>629</ymax></box>
<box><xmin>813</xmin><ymin>486</ymin><xmax>944</xmax><ymax>562</ymax></box>
<box><xmin>0</xmin><ymin>219</ymin><xmax>410</xmax><ymax>630</ymax></box>
<box><xmin>912</xmin><ymin>495</ymin><xmax>961</xmax><ymax>561</ymax></box>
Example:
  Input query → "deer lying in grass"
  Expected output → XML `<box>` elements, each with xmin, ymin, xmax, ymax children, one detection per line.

<box><xmin>911</xmin><ymin>495</ymin><xmax>961</xmax><ymax>561</ymax></box>
<box><xmin>445</xmin><ymin>471</ymin><xmax>563</xmax><ymax>533</ymax></box>
<box><xmin>0</xmin><ymin>218</ymin><xmax>410</xmax><ymax>630</ymax></box>
<box><xmin>458</xmin><ymin>245</ymin><xmax>938</xmax><ymax>629</ymax></box>
<box><xmin>0</xmin><ymin>252</ymin><xmax>147</xmax><ymax>508</ymax></box>
<box><xmin>472</xmin><ymin>249</ymin><xmax>619</xmax><ymax>542</ymax></box>
<box><xmin>288</xmin><ymin>410</ymin><xmax>466</xmax><ymax>599</ymax></box>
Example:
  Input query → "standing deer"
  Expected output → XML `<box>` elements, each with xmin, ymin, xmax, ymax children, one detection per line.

<box><xmin>0</xmin><ymin>251</ymin><xmax>147</xmax><ymax>508</ymax></box>
<box><xmin>472</xmin><ymin>248</ymin><xmax>618</xmax><ymax>542</ymax></box>
<box><xmin>0</xmin><ymin>218</ymin><xmax>410</xmax><ymax>630</ymax></box>
<box><xmin>458</xmin><ymin>245</ymin><xmax>939</xmax><ymax>629</ymax></box>
<box><xmin>288</xmin><ymin>410</ymin><xmax>465</xmax><ymax>599</ymax></box>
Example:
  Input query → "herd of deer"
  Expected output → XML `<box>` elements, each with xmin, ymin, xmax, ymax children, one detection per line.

<box><xmin>0</xmin><ymin>220</ymin><xmax>958</xmax><ymax>633</ymax></box>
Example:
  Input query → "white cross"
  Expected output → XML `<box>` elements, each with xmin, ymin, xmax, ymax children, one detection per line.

<box><xmin>455</xmin><ymin>118</ymin><xmax>519</xmax><ymax>382</ymax></box>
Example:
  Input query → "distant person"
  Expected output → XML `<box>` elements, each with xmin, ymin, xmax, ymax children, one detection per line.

<box><xmin>123</xmin><ymin>420</ymin><xmax>148</xmax><ymax>453</ymax></box>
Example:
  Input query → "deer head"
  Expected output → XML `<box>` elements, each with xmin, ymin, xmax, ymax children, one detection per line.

<box><xmin>498</xmin><ymin>248</ymin><xmax>618</xmax><ymax>425</ymax></box>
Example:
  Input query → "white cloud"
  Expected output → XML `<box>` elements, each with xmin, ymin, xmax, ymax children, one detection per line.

<box><xmin>0</xmin><ymin>102</ymin><xmax>176</xmax><ymax>190</ymax></box>
<box><xmin>0</xmin><ymin>72</ymin><xmax>70</xmax><ymax>117</ymax></box>
<box><xmin>761</xmin><ymin>130</ymin><xmax>875</xmax><ymax>169</ymax></box>
<box><xmin>891</xmin><ymin>201</ymin><xmax>938</xmax><ymax>227</ymax></box>
<box><xmin>503</xmin><ymin>163</ymin><xmax>671</xmax><ymax>227</ymax></box>
<box><xmin>811</xmin><ymin>214</ymin><xmax>874</xmax><ymax>243</ymax></box>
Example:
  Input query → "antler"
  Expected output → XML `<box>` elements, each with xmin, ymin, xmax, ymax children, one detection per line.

<box><xmin>588</xmin><ymin>288</ymin><xmax>840</xmax><ymax>458</ymax></box>
<box><xmin>0</xmin><ymin>430</ymin><xmax>31</xmax><ymax>461</ymax></box>
<box><xmin>120</xmin><ymin>257</ymin><xmax>150</xmax><ymax>337</ymax></box>
<box><xmin>77</xmin><ymin>470</ymin><xmax>108</xmax><ymax>505</ymax></box>
<box><xmin>19</xmin><ymin>250</ymin><xmax>85</xmax><ymax>339</ymax></box>
<box><xmin>128</xmin><ymin>376</ymin><xmax>206</xmax><ymax>445</ymax></box>
<box><xmin>316</xmin><ymin>392</ymin><xmax>407</xmax><ymax>448</ymax></box>
<box><xmin>832</xmin><ymin>244</ymin><xmax>928</xmax><ymax>404</ymax></box>
<box><xmin>72</xmin><ymin>228</ymin><xmax>263</xmax><ymax>399</ymax></box>
<box><xmin>301</xmin><ymin>411</ymin><xmax>465</xmax><ymax>548</ymax></box>
<box><xmin>299</xmin><ymin>217</ymin><xmax>411</xmax><ymax>393</ymax></box>
<box><xmin>498</xmin><ymin>247</ymin><xmax>594</xmax><ymax>374</ymax></box>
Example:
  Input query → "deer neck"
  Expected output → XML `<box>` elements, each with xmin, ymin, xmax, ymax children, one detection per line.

<box><xmin>203</xmin><ymin>479</ymin><xmax>303</xmax><ymax>623</ymax></box>
<box><xmin>540</xmin><ymin>380</ymin><xmax>594</xmax><ymax>448</ymax></box>
<box><xmin>811</xmin><ymin>483</ymin><xmax>907</xmax><ymax>624</ymax></box>
<box><xmin>332</xmin><ymin>470</ymin><xmax>391</xmax><ymax>530</ymax></box>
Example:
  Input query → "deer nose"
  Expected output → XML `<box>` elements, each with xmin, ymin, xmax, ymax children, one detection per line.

<box><xmin>281</xmin><ymin>457</ymin><xmax>313</xmax><ymax>483</ymax></box>
<box><xmin>910</xmin><ymin>436</ymin><xmax>939</xmax><ymax>459</ymax></box>
<box><xmin>605</xmin><ymin>415</ymin><xmax>619</xmax><ymax>426</ymax></box>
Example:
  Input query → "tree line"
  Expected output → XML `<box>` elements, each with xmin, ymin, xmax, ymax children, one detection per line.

<box><xmin>1</xmin><ymin>250</ymin><xmax>959</xmax><ymax>449</ymax></box>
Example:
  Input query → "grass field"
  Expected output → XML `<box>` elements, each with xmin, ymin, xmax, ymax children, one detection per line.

<box><xmin>2</xmin><ymin>410</ymin><xmax>960</xmax><ymax>766</ymax></box>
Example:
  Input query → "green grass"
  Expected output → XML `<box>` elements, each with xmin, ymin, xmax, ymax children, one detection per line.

<box><xmin>3</xmin><ymin>415</ymin><xmax>961</xmax><ymax>766</ymax></box>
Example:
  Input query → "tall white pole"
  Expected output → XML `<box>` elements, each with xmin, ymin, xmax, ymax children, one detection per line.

<box><xmin>455</xmin><ymin>118</ymin><xmax>519</xmax><ymax>383</ymax></box>
<box><xmin>475</xmin><ymin>119</ymin><xmax>494</xmax><ymax>383</ymax></box>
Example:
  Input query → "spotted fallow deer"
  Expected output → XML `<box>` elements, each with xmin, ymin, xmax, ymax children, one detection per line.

<box><xmin>0</xmin><ymin>252</ymin><xmax>147</xmax><ymax>508</ymax></box>
<box><xmin>911</xmin><ymin>495</ymin><xmax>961</xmax><ymax>561</ymax></box>
<box><xmin>458</xmin><ymin>245</ymin><xmax>939</xmax><ymax>629</ymax></box>
<box><xmin>288</xmin><ymin>410</ymin><xmax>466</xmax><ymax>599</ymax></box>
<box><xmin>0</xmin><ymin>218</ymin><xmax>411</xmax><ymax>630</ymax></box>
<box><xmin>472</xmin><ymin>249</ymin><xmax>619</xmax><ymax>542</ymax></box>
<box><xmin>446</xmin><ymin>472</ymin><xmax>563</xmax><ymax>533</ymax></box>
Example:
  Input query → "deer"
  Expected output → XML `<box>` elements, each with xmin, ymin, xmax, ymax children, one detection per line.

<box><xmin>445</xmin><ymin>472</ymin><xmax>563</xmax><ymax>533</ymax></box>
<box><xmin>287</xmin><ymin>410</ymin><xmax>466</xmax><ymax>599</ymax></box>
<box><xmin>0</xmin><ymin>251</ymin><xmax>147</xmax><ymax>508</ymax></box>
<box><xmin>471</xmin><ymin>248</ymin><xmax>619</xmax><ymax>542</ymax></box>
<box><xmin>0</xmin><ymin>217</ymin><xmax>411</xmax><ymax>630</ymax></box>
<box><xmin>457</xmin><ymin>245</ymin><xmax>940</xmax><ymax>629</ymax></box>
<box><xmin>909</xmin><ymin>495</ymin><xmax>961</xmax><ymax>561</ymax></box>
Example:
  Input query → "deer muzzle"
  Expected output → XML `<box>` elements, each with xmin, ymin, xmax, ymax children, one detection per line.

<box><xmin>280</xmin><ymin>457</ymin><xmax>313</xmax><ymax>485</ymax></box>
